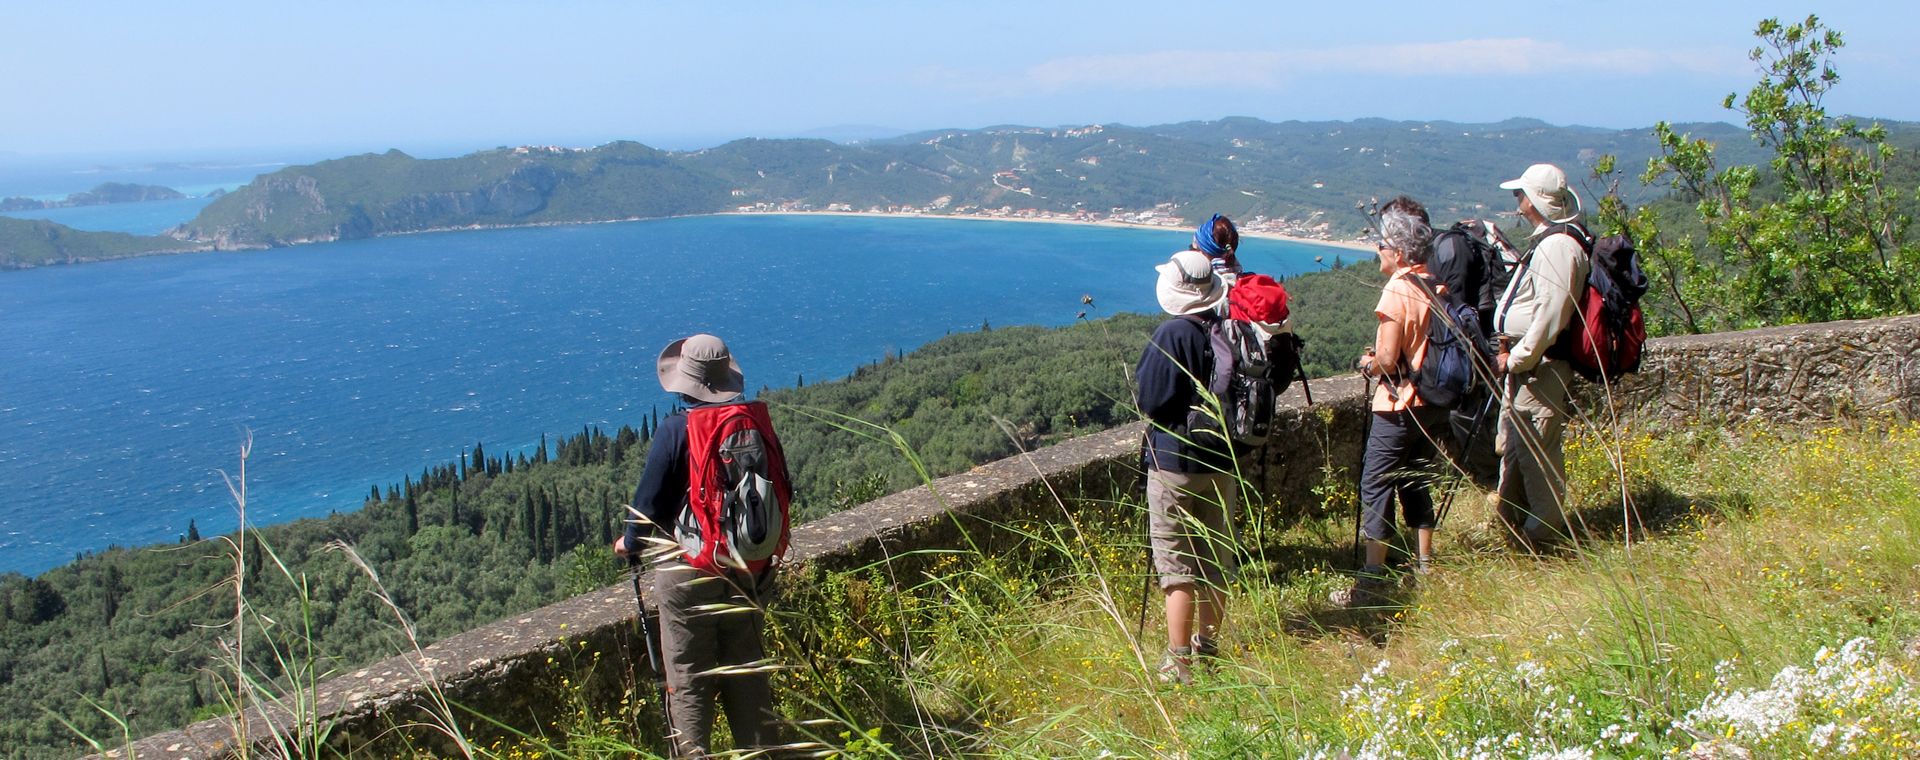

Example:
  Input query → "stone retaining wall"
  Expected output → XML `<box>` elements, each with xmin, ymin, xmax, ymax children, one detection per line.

<box><xmin>1605</xmin><ymin>314</ymin><xmax>1920</xmax><ymax>427</ymax></box>
<box><xmin>98</xmin><ymin>315</ymin><xmax>1920</xmax><ymax>759</ymax></box>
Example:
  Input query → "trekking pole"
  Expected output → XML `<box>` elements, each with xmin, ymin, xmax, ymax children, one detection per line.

<box><xmin>1295</xmin><ymin>347</ymin><xmax>1314</xmax><ymax>406</ymax></box>
<box><xmin>624</xmin><ymin>554</ymin><xmax>670</xmax><ymax>748</ymax></box>
<box><xmin>1132</xmin><ymin>433</ymin><xmax>1153</xmax><ymax>652</ymax></box>
<box><xmin>1135</xmin><ymin>534</ymin><xmax>1153</xmax><ymax>650</ymax></box>
<box><xmin>1352</xmin><ymin>381</ymin><xmax>1372</xmax><ymax>568</ymax></box>
<box><xmin>1434</xmin><ymin>391</ymin><xmax>1498</xmax><ymax>530</ymax></box>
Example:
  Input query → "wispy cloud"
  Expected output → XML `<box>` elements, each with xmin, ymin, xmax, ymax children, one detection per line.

<box><xmin>922</xmin><ymin>38</ymin><xmax>1746</xmax><ymax>95</ymax></box>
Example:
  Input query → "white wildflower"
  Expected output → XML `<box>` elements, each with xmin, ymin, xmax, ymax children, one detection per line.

<box><xmin>1807</xmin><ymin>722</ymin><xmax>1838</xmax><ymax>749</ymax></box>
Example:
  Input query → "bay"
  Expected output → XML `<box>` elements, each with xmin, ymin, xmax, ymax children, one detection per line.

<box><xmin>0</xmin><ymin>194</ymin><xmax>224</xmax><ymax>235</ymax></box>
<box><xmin>0</xmin><ymin>215</ymin><xmax>1353</xmax><ymax>574</ymax></box>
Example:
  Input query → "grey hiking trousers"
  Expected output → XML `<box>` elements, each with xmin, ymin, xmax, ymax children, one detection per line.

<box><xmin>655</xmin><ymin>560</ymin><xmax>779</xmax><ymax>758</ymax></box>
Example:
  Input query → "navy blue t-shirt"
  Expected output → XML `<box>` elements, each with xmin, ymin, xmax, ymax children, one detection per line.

<box><xmin>1135</xmin><ymin>316</ymin><xmax>1233</xmax><ymax>473</ymax></box>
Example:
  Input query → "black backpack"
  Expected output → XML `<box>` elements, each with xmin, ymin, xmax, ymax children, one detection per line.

<box><xmin>1430</xmin><ymin>220</ymin><xmax>1517</xmax><ymax>334</ymax></box>
<box><xmin>1183</xmin><ymin>315</ymin><xmax>1300</xmax><ymax>447</ymax></box>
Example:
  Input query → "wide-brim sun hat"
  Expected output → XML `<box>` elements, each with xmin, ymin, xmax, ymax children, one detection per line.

<box><xmin>656</xmin><ymin>333</ymin><xmax>744</xmax><ymax>403</ymax></box>
<box><xmin>1499</xmin><ymin>163</ymin><xmax>1583</xmax><ymax>224</ymax></box>
<box><xmin>1155</xmin><ymin>249</ymin><xmax>1226</xmax><ymax>316</ymax></box>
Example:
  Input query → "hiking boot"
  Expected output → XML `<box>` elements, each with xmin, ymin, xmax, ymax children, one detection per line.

<box><xmin>1412</xmin><ymin>556</ymin><xmax>1435</xmax><ymax>577</ymax></box>
<box><xmin>1330</xmin><ymin>567</ymin><xmax>1391</xmax><ymax>609</ymax></box>
<box><xmin>1190</xmin><ymin>633</ymin><xmax>1220</xmax><ymax>661</ymax></box>
<box><xmin>1158</xmin><ymin>647</ymin><xmax>1194</xmax><ymax>686</ymax></box>
<box><xmin>1328</xmin><ymin>584</ymin><xmax>1381</xmax><ymax>609</ymax></box>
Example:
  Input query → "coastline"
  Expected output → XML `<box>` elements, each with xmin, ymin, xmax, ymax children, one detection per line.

<box><xmin>720</xmin><ymin>209</ymin><xmax>1378</xmax><ymax>253</ymax></box>
<box><xmin>5</xmin><ymin>206</ymin><xmax>1374</xmax><ymax>272</ymax></box>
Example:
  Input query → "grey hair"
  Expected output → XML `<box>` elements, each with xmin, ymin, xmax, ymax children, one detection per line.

<box><xmin>1378</xmin><ymin>204</ymin><xmax>1433</xmax><ymax>265</ymax></box>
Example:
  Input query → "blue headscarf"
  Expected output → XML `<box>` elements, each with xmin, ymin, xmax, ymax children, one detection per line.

<box><xmin>1193</xmin><ymin>214</ymin><xmax>1233</xmax><ymax>257</ymax></box>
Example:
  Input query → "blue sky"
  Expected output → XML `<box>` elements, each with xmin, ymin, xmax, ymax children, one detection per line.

<box><xmin>3</xmin><ymin>1</ymin><xmax>1913</xmax><ymax>157</ymax></box>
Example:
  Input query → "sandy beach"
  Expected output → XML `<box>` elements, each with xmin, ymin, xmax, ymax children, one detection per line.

<box><xmin>722</xmin><ymin>209</ymin><xmax>1378</xmax><ymax>254</ymax></box>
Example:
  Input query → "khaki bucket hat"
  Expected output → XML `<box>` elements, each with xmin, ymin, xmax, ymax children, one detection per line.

<box><xmin>656</xmin><ymin>333</ymin><xmax>744</xmax><ymax>403</ymax></box>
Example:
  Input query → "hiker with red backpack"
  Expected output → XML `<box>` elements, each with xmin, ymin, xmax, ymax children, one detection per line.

<box><xmin>1492</xmin><ymin>164</ymin><xmax>1593</xmax><ymax>552</ymax></box>
<box><xmin>1331</xmin><ymin>197</ymin><xmax>1452</xmax><ymax>607</ymax></box>
<box><xmin>612</xmin><ymin>333</ymin><xmax>791</xmax><ymax>757</ymax></box>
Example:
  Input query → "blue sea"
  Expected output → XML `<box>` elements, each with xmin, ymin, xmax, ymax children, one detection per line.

<box><xmin>0</xmin><ymin>214</ymin><xmax>1350</xmax><ymax>574</ymax></box>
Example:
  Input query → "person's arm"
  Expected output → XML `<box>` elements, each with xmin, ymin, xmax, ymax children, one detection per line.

<box><xmin>1364</xmin><ymin>279</ymin><xmax>1408</xmax><ymax>374</ymax></box>
<box><xmin>616</xmin><ymin>415</ymin><xmax>687</xmax><ymax>557</ymax></box>
<box><xmin>1372</xmin><ymin>317</ymin><xmax>1405</xmax><ymax>373</ymax></box>
<box><xmin>1135</xmin><ymin>322</ymin><xmax>1190</xmax><ymax>425</ymax></box>
<box><xmin>1508</xmin><ymin>236</ymin><xmax>1584</xmax><ymax>373</ymax></box>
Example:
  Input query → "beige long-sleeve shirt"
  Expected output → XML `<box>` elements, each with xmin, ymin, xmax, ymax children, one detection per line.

<box><xmin>1494</xmin><ymin>222</ymin><xmax>1591</xmax><ymax>373</ymax></box>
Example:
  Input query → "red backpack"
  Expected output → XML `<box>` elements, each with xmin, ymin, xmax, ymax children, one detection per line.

<box><xmin>1543</xmin><ymin>227</ymin><xmax>1649</xmax><ymax>383</ymax></box>
<box><xmin>673</xmin><ymin>401</ymin><xmax>793</xmax><ymax>575</ymax></box>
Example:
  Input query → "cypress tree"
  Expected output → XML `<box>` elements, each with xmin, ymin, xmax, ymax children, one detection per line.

<box><xmin>521</xmin><ymin>490</ymin><xmax>536</xmax><ymax>555</ymax></box>
<box><xmin>100</xmin><ymin>565</ymin><xmax>123</xmax><ymax>625</ymax></box>
<box><xmin>546</xmin><ymin>487</ymin><xmax>561</xmax><ymax>560</ymax></box>
<box><xmin>244</xmin><ymin>534</ymin><xmax>263</xmax><ymax>585</ymax></box>
<box><xmin>405</xmin><ymin>493</ymin><xmax>419</xmax><ymax>535</ymax></box>
<box><xmin>185</xmin><ymin>519</ymin><xmax>200</xmax><ymax>543</ymax></box>
<box><xmin>535</xmin><ymin>494</ymin><xmax>550</xmax><ymax>563</ymax></box>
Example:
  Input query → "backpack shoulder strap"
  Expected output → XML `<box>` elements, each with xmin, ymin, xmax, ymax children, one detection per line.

<box><xmin>1543</xmin><ymin>222</ymin><xmax>1595</xmax><ymax>254</ymax></box>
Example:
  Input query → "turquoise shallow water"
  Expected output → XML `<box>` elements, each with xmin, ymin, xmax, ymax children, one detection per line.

<box><xmin>0</xmin><ymin>194</ymin><xmax>224</xmax><ymax>234</ymax></box>
<box><xmin>0</xmin><ymin>215</ymin><xmax>1349</xmax><ymax>574</ymax></box>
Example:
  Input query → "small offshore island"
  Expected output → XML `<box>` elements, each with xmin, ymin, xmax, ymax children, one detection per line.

<box><xmin>0</xmin><ymin>182</ymin><xmax>189</xmax><ymax>211</ymax></box>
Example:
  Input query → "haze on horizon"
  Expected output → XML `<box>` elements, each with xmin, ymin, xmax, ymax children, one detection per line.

<box><xmin>5</xmin><ymin>0</ymin><xmax>1915</xmax><ymax>160</ymax></box>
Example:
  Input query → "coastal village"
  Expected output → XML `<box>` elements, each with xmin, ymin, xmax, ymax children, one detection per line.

<box><xmin>731</xmin><ymin>197</ymin><xmax>1355</xmax><ymax>244</ymax></box>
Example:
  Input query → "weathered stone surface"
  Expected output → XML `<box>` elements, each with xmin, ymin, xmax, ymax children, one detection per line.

<box><xmin>1592</xmin><ymin>314</ymin><xmax>1920</xmax><ymax>427</ymax></box>
<box><xmin>98</xmin><ymin>315</ymin><xmax>1920</xmax><ymax>759</ymax></box>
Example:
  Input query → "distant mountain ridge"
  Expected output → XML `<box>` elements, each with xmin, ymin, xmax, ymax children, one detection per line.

<box><xmin>5</xmin><ymin>115</ymin><xmax>1912</xmax><ymax>268</ymax></box>
<box><xmin>166</xmin><ymin>116</ymin><xmax>1786</xmax><ymax>250</ymax></box>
